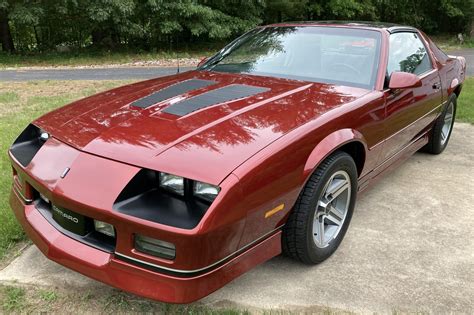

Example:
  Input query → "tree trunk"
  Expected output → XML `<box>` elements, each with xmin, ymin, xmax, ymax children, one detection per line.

<box><xmin>91</xmin><ymin>29</ymin><xmax>104</xmax><ymax>46</ymax></box>
<box><xmin>33</xmin><ymin>26</ymin><xmax>41</xmax><ymax>50</ymax></box>
<box><xmin>0</xmin><ymin>9</ymin><xmax>15</xmax><ymax>53</ymax></box>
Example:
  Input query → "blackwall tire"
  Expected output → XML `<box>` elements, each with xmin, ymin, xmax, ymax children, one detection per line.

<box><xmin>282</xmin><ymin>151</ymin><xmax>358</xmax><ymax>264</ymax></box>
<box><xmin>423</xmin><ymin>94</ymin><xmax>457</xmax><ymax>155</ymax></box>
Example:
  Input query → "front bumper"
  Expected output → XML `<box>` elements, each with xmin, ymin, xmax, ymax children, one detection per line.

<box><xmin>10</xmin><ymin>186</ymin><xmax>281</xmax><ymax>303</ymax></box>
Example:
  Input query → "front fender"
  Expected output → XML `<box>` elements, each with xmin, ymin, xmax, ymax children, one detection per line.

<box><xmin>448</xmin><ymin>78</ymin><xmax>460</xmax><ymax>96</ymax></box>
<box><xmin>303</xmin><ymin>128</ymin><xmax>367</xmax><ymax>180</ymax></box>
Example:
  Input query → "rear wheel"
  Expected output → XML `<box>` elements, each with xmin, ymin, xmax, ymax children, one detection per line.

<box><xmin>282</xmin><ymin>151</ymin><xmax>357</xmax><ymax>264</ymax></box>
<box><xmin>424</xmin><ymin>94</ymin><xmax>457</xmax><ymax>154</ymax></box>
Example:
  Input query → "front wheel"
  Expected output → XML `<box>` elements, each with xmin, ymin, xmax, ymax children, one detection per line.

<box><xmin>423</xmin><ymin>94</ymin><xmax>457</xmax><ymax>154</ymax></box>
<box><xmin>282</xmin><ymin>151</ymin><xmax>358</xmax><ymax>264</ymax></box>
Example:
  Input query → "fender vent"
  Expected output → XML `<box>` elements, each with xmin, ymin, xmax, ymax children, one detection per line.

<box><xmin>131</xmin><ymin>79</ymin><xmax>216</xmax><ymax>108</ymax></box>
<box><xmin>162</xmin><ymin>84</ymin><xmax>270</xmax><ymax>116</ymax></box>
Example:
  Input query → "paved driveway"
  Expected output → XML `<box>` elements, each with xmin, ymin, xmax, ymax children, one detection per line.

<box><xmin>1</xmin><ymin>123</ymin><xmax>472</xmax><ymax>313</ymax></box>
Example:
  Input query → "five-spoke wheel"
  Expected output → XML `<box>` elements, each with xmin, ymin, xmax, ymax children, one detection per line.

<box><xmin>282</xmin><ymin>151</ymin><xmax>357</xmax><ymax>264</ymax></box>
<box><xmin>313</xmin><ymin>171</ymin><xmax>351</xmax><ymax>248</ymax></box>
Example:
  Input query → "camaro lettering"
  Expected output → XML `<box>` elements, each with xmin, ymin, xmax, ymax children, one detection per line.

<box><xmin>52</xmin><ymin>206</ymin><xmax>79</xmax><ymax>224</ymax></box>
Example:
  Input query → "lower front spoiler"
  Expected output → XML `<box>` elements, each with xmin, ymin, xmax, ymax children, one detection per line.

<box><xmin>10</xmin><ymin>188</ymin><xmax>282</xmax><ymax>303</ymax></box>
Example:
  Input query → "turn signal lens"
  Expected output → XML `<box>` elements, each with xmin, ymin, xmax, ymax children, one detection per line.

<box><xmin>135</xmin><ymin>234</ymin><xmax>175</xmax><ymax>260</ymax></box>
<box><xmin>159</xmin><ymin>173</ymin><xmax>184</xmax><ymax>195</ymax></box>
<box><xmin>94</xmin><ymin>220</ymin><xmax>115</xmax><ymax>237</ymax></box>
<box><xmin>193</xmin><ymin>181</ymin><xmax>220</xmax><ymax>202</ymax></box>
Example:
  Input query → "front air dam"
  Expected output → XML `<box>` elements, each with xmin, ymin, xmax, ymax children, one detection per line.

<box><xmin>10</xmin><ymin>187</ymin><xmax>281</xmax><ymax>303</ymax></box>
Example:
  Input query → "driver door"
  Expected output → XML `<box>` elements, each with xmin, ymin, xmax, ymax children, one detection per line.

<box><xmin>380</xmin><ymin>31</ymin><xmax>443</xmax><ymax>162</ymax></box>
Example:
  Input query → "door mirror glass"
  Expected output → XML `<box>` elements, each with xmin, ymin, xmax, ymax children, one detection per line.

<box><xmin>388</xmin><ymin>71</ymin><xmax>422</xmax><ymax>89</ymax></box>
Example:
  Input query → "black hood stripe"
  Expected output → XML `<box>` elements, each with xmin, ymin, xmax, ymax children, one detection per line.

<box><xmin>163</xmin><ymin>84</ymin><xmax>270</xmax><ymax>116</ymax></box>
<box><xmin>131</xmin><ymin>79</ymin><xmax>216</xmax><ymax>108</ymax></box>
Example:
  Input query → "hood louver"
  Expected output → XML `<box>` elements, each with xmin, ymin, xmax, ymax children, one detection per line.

<box><xmin>163</xmin><ymin>84</ymin><xmax>270</xmax><ymax>116</ymax></box>
<box><xmin>131</xmin><ymin>79</ymin><xmax>216</xmax><ymax>109</ymax></box>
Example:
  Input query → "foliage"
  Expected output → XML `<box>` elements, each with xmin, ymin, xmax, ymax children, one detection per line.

<box><xmin>0</xmin><ymin>0</ymin><xmax>472</xmax><ymax>53</ymax></box>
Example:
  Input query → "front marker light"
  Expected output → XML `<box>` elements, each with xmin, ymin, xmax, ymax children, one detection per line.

<box><xmin>135</xmin><ymin>234</ymin><xmax>176</xmax><ymax>260</ymax></box>
<box><xmin>159</xmin><ymin>173</ymin><xmax>184</xmax><ymax>195</ymax></box>
<box><xmin>193</xmin><ymin>181</ymin><xmax>220</xmax><ymax>203</ymax></box>
<box><xmin>94</xmin><ymin>220</ymin><xmax>115</xmax><ymax>238</ymax></box>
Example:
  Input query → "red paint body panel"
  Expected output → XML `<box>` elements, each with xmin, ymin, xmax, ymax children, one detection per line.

<box><xmin>8</xmin><ymin>22</ymin><xmax>466</xmax><ymax>303</ymax></box>
<box><xmin>10</xmin><ymin>188</ymin><xmax>281</xmax><ymax>303</ymax></box>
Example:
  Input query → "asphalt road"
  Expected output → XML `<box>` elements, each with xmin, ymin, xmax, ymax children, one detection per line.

<box><xmin>451</xmin><ymin>48</ymin><xmax>474</xmax><ymax>76</ymax></box>
<box><xmin>1</xmin><ymin>123</ymin><xmax>473</xmax><ymax>313</ymax></box>
<box><xmin>0</xmin><ymin>49</ymin><xmax>472</xmax><ymax>81</ymax></box>
<box><xmin>0</xmin><ymin>66</ymin><xmax>194</xmax><ymax>81</ymax></box>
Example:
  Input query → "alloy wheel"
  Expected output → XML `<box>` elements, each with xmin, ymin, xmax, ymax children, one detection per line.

<box><xmin>312</xmin><ymin>170</ymin><xmax>351</xmax><ymax>248</ymax></box>
<box><xmin>441</xmin><ymin>101</ymin><xmax>454</xmax><ymax>146</ymax></box>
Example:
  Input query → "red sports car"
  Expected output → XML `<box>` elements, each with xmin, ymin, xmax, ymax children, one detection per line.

<box><xmin>9</xmin><ymin>22</ymin><xmax>466</xmax><ymax>303</ymax></box>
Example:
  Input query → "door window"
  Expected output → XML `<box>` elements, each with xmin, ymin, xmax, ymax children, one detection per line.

<box><xmin>387</xmin><ymin>32</ymin><xmax>432</xmax><ymax>77</ymax></box>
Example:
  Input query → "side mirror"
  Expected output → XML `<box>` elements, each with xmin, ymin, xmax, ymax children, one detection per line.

<box><xmin>197</xmin><ymin>57</ymin><xmax>208</xmax><ymax>68</ymax></box>
<box><xmin>388</xmin><ymin>71</ymin><xmax>422</xmax><ymax>89</ymax></box>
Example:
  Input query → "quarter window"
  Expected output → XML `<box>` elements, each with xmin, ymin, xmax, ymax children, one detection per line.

<box><xmin>387</xmin><ymin>32</ymin><xmax>432</xmax><ymax>76</ymax></box>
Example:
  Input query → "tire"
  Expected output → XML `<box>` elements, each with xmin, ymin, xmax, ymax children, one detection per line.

<box><xmin>423</xmin><ymin>94</ymin><xmax>457</xmax><ymax>154</ymax></box>
<box><xmin>282</xmin><ymin>151</ymin><xmax>358</xmax><ymax>264</ymax></box>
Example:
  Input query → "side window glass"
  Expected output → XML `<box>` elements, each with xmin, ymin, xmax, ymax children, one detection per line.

<box><xmin>387</xmin><ymin>32</ymin><xmax>432</xmax><ymax>77</ymax></box>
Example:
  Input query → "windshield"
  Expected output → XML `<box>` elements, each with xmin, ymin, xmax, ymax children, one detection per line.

<box><xmin>200</xmin><ymin>26</ymin><xmax>381</xmax><ymax>89</ymax></box>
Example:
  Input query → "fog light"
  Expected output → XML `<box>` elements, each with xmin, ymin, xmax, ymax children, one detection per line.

<box><xmin>135</xmin><ymin>234</ymin><xmax>175</xmax><ymax>260</ymax></box>
<box><xmin>94</xmin><ymin>220</ymin><xmax>115</xmax><ymax>237</ymax></box>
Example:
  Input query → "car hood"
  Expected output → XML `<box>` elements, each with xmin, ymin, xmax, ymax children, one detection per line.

<box><xmin>34</xmin><ymin>70</ymin><xmax>368</xmax><ymax>185</ymax></box>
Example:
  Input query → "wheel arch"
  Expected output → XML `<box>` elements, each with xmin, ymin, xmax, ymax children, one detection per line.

<box><xmin>303</xmin><ymin>129</ymin><xmax>367</xmax><ymax>182</ymax></box>
<box><xmin>448</xmin><ymin>78</ymin><xmax>462</xmax><ymax>97</ymax></box>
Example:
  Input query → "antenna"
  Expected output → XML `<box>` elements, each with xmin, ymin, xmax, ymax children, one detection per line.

<box><xmin>176</xmin><ymin>34</ymin><xmax>180</xmax><ymax>74</ymax></box>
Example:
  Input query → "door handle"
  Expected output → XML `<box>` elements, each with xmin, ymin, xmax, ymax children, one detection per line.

<box><xmin>432</xmin><ymin>82</ymin><xmax>441</xmax><ymax>90</ymax></box>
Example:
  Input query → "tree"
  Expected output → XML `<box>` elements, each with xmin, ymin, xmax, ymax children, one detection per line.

<box><xmin>0</xmin><ymin>0</ymin><xmax>472</xmax><ymax>53</ymax></box>
<box><xmin>0</xmin><ymin>1</ymin><xmax>15</xmax><ymax>52</ymax></box>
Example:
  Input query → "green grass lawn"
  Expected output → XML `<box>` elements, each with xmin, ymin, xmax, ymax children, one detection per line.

<box><xmin>0</xmin><ymin>78</ymin><xmax>472</xmax><ymax>260</ymax></box>
<box><xmin>0</xmin><ymin>80</ymin><xmax>132</xmax><ymax>258</ymax></box>
<box><xmin>457</xmin><ymin>77</ymin><xmax>474</xmax><ymax>123</ymax></box>
<box><xmin>0</xmin><ymin>284</ymin><xmax>251</xmax><ymax>314</ymax></box>
<box><xmin>0</xmin><ymin>49</ymin><xmax>216</xmax><ymax>68</ymax></box>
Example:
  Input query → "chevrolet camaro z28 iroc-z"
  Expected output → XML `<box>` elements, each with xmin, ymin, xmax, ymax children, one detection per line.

<box><xmin>9</xmin><ymin>22</ymin><xmax>466</xmax><ymax>303</ymax></box>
